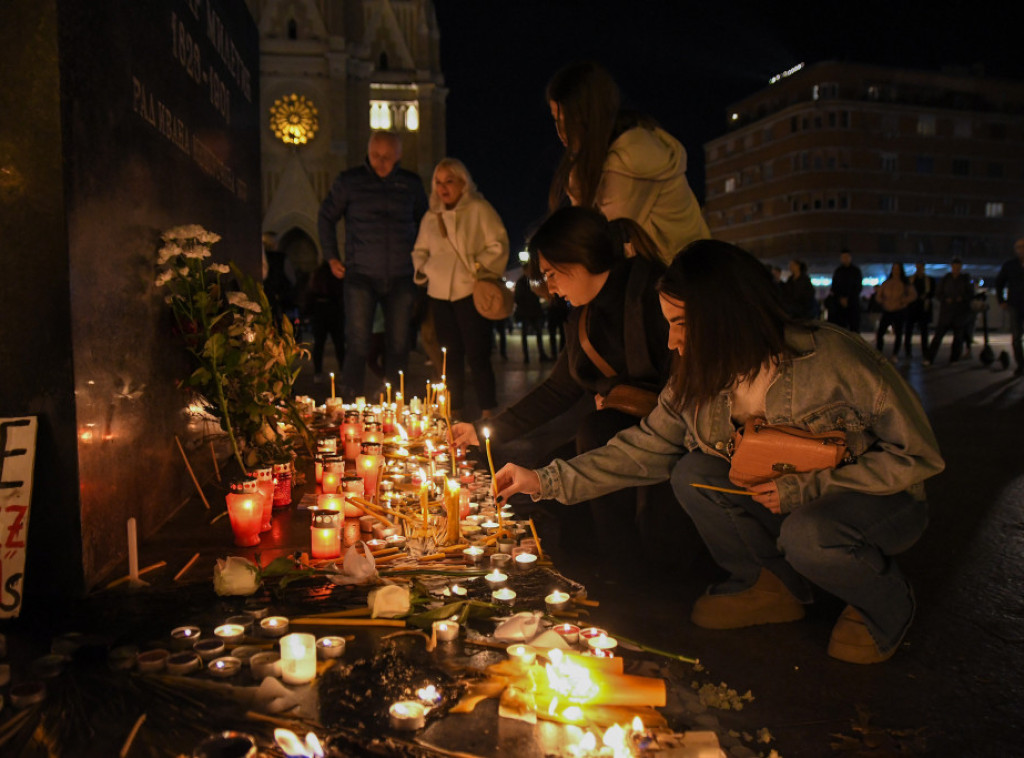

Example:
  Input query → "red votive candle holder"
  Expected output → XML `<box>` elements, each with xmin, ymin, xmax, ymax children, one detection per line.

<box><xmin>225</xmin><ymin>492</ymin><xmax>261</xmax><ymax>546</ymax></box>
<box><xmin>272</xmin><ymin>461</ymin><xmax>292</xmax><ymax>508</ymax></box>
<box><xmin>310</xmin><ymin>510</ymin><xmax>341</xmax><ymax>559</ymax></box>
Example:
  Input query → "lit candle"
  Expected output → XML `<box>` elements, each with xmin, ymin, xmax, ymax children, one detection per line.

<box><xmin>482</xmin><ymin>428</ymin><xmax>503</xmax><ymax>529</ymax></box>
<box><xmin>492</xmin><ymin>587</ymin><xmax>516</xmax><ymax>606</ymax></box>
<box><xmin>170</xmin><ymin>625</ymin><xmax>201</xmax><ymax>648</ymax></box>
<box><xmin>462</xmin><ymin>546</ymin><xmax>485</xmax><ymax>566</ymax></box>
<box><xmin>513</xmin><ymin>552</ymin><xmax>538</xmax><ymax>572</ymax></box>
<box><xmin>506</xmin><ymin>643</ymin><xmax>537</xmax><ymax>666</ymax></box>
<box><xmin>586</xmin><ymin>633</ymin><xmax>618</xmax><ymax>653</ymax></box>
<box><xmin>399</xmin><ymin>370</ymin><xmax>405</xmax><ymax>398</ymax></box>
<box><xmin>389</xmin><ymin>700</ymin><xmax>426</xmax><ymax>730</ymax></box>
<box><xmin>254</xmin><ymin>467</ymin><xmax>275</xmax><ymax>532</ymax></box>
<box><xmin>553</xmin><ymin>623</ymin><xmax>581</xmax><ymax>644</ymax></box>
<box><xmin>310</xmin><ymin>510</ymin><xmax>341</xmax><ymax>559</ymax></box>
<box><xmin>484</xmin><ymin>569</ymin><xmax>508</xmax><ymax>589</ymax></box>
<box><xmin>330</xmin><ymin>372</ymin><xmax>335</xmax><ymax>399</ymax></box>
<box><xmin>432</xmin><ymin>620</ymin><xmax>460</xmax><ymax>642</ymax></box>
<box><xmin>214</xmin><ymin>624</ymin><xmax>246</xmax><ymax>646</ymax></box>
<box><xmin>208</xmin><ymin>656</ymin><xmax>242</xmax><ymax>678</ymax></box>
<box><xmin>261</xmin><ymin>616</ymin><xmax>290</xmax><ymax>638</ymax></box>
<box><xmin>356</xmin><ymin>442</ymin><xmax>383</xmax><ymax>499</ymax></box>
<box><xmin>579</xmin><ymin>626</ymin><xmax>608</xmax><ymax>641</ymax></box>
<box><xmin>316</xmin><ymin>636</ymin><xmax>347</xmax><ymax>660</ymax></box>
<box><xmin>448</xmin><ymin>583</ymin><xmax>467</xmax><ymax>597</ymax></box>
<box><xmin>544</xmin><ymin>590</ymin><xmax>571</xmax><ymax>614</ymax></box>
<box><xmin>279</xmin><ymin>633</ymin><xmax>317</xmax><ymax>685</ymax></box>
<box><xmin>225</xmin><ymin>493</ymin><xmax>262</xmax><ymax>547</ymax></box>
<box><xmin>321</xmin><ymin>470</ymin><xmax>341</xmax><ymax>494</ymax></box>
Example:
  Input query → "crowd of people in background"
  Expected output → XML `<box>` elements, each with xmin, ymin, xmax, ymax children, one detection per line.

<box><xmin>251</xmin><ymin>59</ymin><xmax>1024</xmax><ymax>665</ymax></box>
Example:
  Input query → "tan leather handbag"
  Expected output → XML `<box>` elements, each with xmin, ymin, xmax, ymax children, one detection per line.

<box><xmin>578</xmin><ymin>305</ymin><xmax>659</xmax><ymax>418</ymax></box>
<box><xmin>728</xmin><ymin>418</ymin><xmax>849</xmax><ymax>489</ymax></box>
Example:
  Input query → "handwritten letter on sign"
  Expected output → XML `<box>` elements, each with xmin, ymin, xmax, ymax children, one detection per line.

<box><xmin>0</xmin><ymin>417</ymin><xmax>38</xmax><ymax>618</ymax></box>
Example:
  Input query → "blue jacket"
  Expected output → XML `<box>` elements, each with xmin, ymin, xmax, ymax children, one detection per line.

<box><xmin>317</xmin><ymin>161</ymin><xmax>428</xmax><ymax>280</ymax></box>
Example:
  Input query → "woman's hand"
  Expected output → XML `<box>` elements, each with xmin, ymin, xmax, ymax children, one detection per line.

<box><xmin>750</xmin><ymin>480</ymin><xmax>781</xmax><ymax>514</ymax></box>
<box><xmin>451</xmin><ymin>422</ymin><xmax>480</xmax><ymax>449</ymax></box>
<box><xmin>493</xmin><ymin>464</ymin><xmax>541</xmax><ymax>503</ymax></box>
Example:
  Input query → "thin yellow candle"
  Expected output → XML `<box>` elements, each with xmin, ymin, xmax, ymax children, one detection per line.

<box><xmin>442</xmin><ymin>346</ymin><xmax>447</xmax><ymax>377</ymax></box>
<box><xmin>399</xmin><ymin>370</ymin><xmax>405</xmax><ymax>398</ymax></box>
<box><xmin>330</xmin><ymin>372</ymin><xmax>335</xmax><ymax>399</ymax></box>
<box><xmin>386</xmin><ymin>383</ymin><xmax>391</xmax><ymax>405</ymax></box>
<box><xmin>426</xmin><ymin>380</ymin><xmax>432</xmax><ymax>407</ymax></box>
<box><xmin>420</xmin><ymin>481</ymin><xmax>429</xmax><ymax>531</ymax></box>
<box><xmin>483</xmin><ymin>427</ymin><xmax>503</xmax><ymax>528</ymax></box>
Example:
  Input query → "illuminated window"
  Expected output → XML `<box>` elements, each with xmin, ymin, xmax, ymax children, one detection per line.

<box><xmin>724</xmin><ymin>177</ymin><xmax>736</xmax><ymax>193</ymax></box>
<box><xmin>985</xmin><ymin>202</ymin><xmax>1004</xmax><ymax>218</ymax></box>
<box><xmin>369</xmin><ymin>100</ymin><xmax>420</xmax><ymax>132</ymax></box>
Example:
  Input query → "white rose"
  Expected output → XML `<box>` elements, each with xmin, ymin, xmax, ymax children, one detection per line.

<box><xmin>368</xmin><ymin>584</ymin><xmax>410</xmax><ymax>618</ymax></box>
<box><xmin>213</xmin><ymin>556</ymin><xmax>261</xmax><ymax>596</ymax></box>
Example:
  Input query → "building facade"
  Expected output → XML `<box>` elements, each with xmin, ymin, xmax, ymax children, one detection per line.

<box><xmin>704</xmin><ymin>61</ymin><xmax>1024</xmax><ymax>276</ymax></box>
<box><xmin>248</xmin><ymin>0</ymin><xmax>446</xmax><ymax>276</ymax></box>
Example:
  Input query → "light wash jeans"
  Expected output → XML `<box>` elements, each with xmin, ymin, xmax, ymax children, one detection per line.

<box><xmin>341</xmin><ymin>273</ymin><xmax>418</xmax><ymax>397</ymax></box>
<box><xmin>671</xmin><ymin>452</ymin><xmax>928</xmax><ymax>654</ymax></box>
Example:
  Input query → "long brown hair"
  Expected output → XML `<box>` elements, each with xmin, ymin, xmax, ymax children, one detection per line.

<box><xmin>528</xmin><ymin>206</ymin><xmax>662</xmax><ymax>275</ymax></box>
<box><xmin>657</xmin><ymin>240</ymin><xmax>795</xmax><ymax>409</ymax></box>
<box><xmin>546</xmin><ymin>61</ymin><xmax>620</xmax><ymax>212</ymax></box>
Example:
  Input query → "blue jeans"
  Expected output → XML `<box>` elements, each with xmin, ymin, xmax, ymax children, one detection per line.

<box><xmin>670</xmin><ymin>452</ymin><xmax>928</xmax><ymax>654</ymax></box>
<box><xmin>341</xmin><ymin>273</ymin><xmax>418</xmax><ymax>396</ymax></box>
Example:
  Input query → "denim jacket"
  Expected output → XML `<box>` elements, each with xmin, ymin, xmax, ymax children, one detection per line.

<box><xmin>536</xmin><ymin>323</ymin><xmax>945</xmax><ymax>513</ymax></box>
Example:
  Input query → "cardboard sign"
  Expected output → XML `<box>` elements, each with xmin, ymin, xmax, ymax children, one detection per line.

<box><xmin>0</xmin><ymin>417</ymin><xmax>38</xmax><ymax>618</ymax></box>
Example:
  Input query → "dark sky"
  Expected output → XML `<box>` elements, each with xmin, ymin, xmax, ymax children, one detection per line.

<box><xmin>433</xmin><ymin>0</ymin><xmax>1023</xmax><ymax>252</ymax></box>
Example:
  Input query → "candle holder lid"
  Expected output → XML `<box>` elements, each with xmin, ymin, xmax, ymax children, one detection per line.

<box><xmin>311</xmin><ymin>510</ymin><xmax>341</xmax><ymax>527</ymax></box>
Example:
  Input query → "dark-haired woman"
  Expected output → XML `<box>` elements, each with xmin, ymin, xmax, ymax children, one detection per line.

<box><xmin>494</xmin><ymin>239</ymin><xmax>944</xmax><ymax>664</ymax></box>
<box><xmin>780</xmin><ymin>258</ymin><xmax>818</xmax><ymax>320</ymax></box>
<box><xmin>546</xmin><ymin>61</ymin><xmax>709</xmax><ymax>264</ymax></box>
<box><xmin>452</xmin><ymin>206</ymin><xmax>674</xmax><ymax>556</ymax></box>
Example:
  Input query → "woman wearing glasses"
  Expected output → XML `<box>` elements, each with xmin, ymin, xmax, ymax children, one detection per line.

<box><xmin>452</xmin><ymin>206</ymin><xmax>675</xmax><ymax>558</ymax></box>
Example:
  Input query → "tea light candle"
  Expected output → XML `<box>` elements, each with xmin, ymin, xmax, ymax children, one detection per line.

<box><xmin>513</xmin><ymin>552</ymin><xmax>538</xmax><ymax>572</ymax></box>
<box><xmin>545</xmin><ymin>590</ymin><xmax>571</xmax><ymax>614</ymax></box>
<box><xmin>495</xmin><ymin>536</ymin><xmax>515</xmax><ymax>554</ymax></box>
<box><xmin>506</xmin><ymin>643</ymin><xmax>537</xmax><ymax>666</ymax></box>
<box><xmin>463</xmin><ymin>546</ymin><xmax>485</xmax><ymax>566</ymax></box>
<box><xmin>316</xmin><ymin>636</ymin><xmax>347</xmax><ymax>660</ymax></box>
<box><xmin>359</xmin><ymin>514</ymin><xmax>377</xmax><ymax>533</ymax></box>
<box><xmin>580</xmin><ymin>626</ymin><xmax>608</xmax><ymax>641</ymax></box>
<box><xmin>586</xmin><ymin>633</ymin><xmax>618</xmax><ymax>653</ymax></box>
<box><xmin>447</xmin><ymin>583</ymin><xmax>468</xmax><ymax>597</ymax></box>
<box><xmin>489</xmin><ymin>553</ymin><xmax>512</xmax><ymax>571</ymax></box>
<box><xmin>279</xmin><ymin>633</ymin><xmax>317</xmax><ymax>685</ymax></box>
<box><xmin>432</xmin><ymin>621</ymin><xmax>460</xmax><ymax>642</ymax></box>
<box><xmin>553</xmin><ymin>623</ymin><xmax>581</xmax><ymax>645</ymax></box>
<box><xmin>225</xmin><ymin>616</ymin><xmax>254</xmax><ymax>634</ymax></box>
<box><xmin>166</xmin><ymin>652</ymin><xmax>202</xmax><ymax>675</ymax></box>
<box><xmin>193</xmin><ymin>639</ymin><xmax>226</xmax><ymax>662</ymax></box>
<box><xmin>480</xmin><ymin>520</ymin><xmax>500</xmax><ymax>534</ymax></box>
<box><xmin>136</xmin><ymin>649</ymin><xmax>170</xmax><ymax>673</ymax></box>
<box><xmin>170</xmin><ymin>625</ymin><xmax>202</xmax><ymax>648</ymax></box>
<box><xmin>261</xmin><ymin>616</ymin><xmax>290</xmax><ymax>638</ymax></box>
<box><xmin>389</xmin><ymin>700</ymin><xmax>426</xmax><ymax>730</ymax></box>
<box><xmin>385</xmin><ymin>534</ymin><xmax>407</xmax><ymax>550</ymax></box>
<box><xmin>484</xmin><ymin>570</ymin><xmax>508</xmax><ymax>589</ymax></box>
<box><xmin>366</xmin><ymin>538</ymin><xmax>388</xmax><ymax>552</ymax></box>
<box><xmin>242</xmin><ymin>602</ymin><xmax>270</xmax><ymax>620</ymax></box>
<box><xmin>587</xmin><ymin>647</ymin><xmax>616</xmax><ymax>658</ymax></box>
<box><xmin>492</xmin><ymin>588</ymin><xmax>516</xmax><ymax>606</ymax></box>
<box><xmin>214</xmin><ymin>624</ymin><xmax>246</xmax><ymax>646</ymax></box>
<box><xmin>208</xmin><ymin>656</ymin><xmax>242</xmax><ymax>678</ymax></box>
<box><xmin>249</xmin><ymin>651</ymin><xmax>281</xmax><ymax>679</ymax></box>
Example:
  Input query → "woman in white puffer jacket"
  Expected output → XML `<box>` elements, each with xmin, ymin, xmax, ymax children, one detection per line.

<box><xmin>411</xmin><ymin>158</ymin><xmax>509</xmax><ymax>415</ymax></box>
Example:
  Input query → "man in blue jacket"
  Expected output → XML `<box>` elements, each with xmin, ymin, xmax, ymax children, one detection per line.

<box><xmin>318</xmin><ymin>132</ymin><xmax>428</xmax><ymax>397</ymax></box>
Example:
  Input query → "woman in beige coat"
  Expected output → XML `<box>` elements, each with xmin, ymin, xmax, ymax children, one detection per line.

<box><xmin>875</xmin><ymin>263</ymin><xmax>917</xmax><ymax>359</ymax></box>
<box><xmin>412</xmin><ymin>158</ymin><xmax>509</xmax><ymax>414</ymax></box>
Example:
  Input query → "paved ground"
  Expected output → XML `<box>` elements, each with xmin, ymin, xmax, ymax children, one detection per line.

<box><xmin>2</xmin><ymin>325</ymin><xmax>1021</xmax><ymax>757</ymax></box>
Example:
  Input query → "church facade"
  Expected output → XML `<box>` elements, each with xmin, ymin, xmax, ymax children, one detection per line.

<box><xmin>247</xmin><ymin>0</ymin><xmax>446</xmax><ymax>275</ymax></box>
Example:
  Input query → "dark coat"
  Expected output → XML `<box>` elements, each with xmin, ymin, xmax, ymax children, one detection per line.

<box><xmin>317</xmin><ymin>161</ymin><xmax>428</xmax><ymax>280</ymax></box>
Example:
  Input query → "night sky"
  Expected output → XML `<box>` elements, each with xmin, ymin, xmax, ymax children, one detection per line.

<box><xmin>432</xmin><ymin>0</ymin><xmax>1023</xmax><ymax>252</ymax></box>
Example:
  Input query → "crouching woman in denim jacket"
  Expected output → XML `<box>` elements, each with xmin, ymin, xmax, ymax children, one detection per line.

<box><xmin>494</xmin><ymin>239</ymin><xmax>945</xmax><ymax>664</ymax></box>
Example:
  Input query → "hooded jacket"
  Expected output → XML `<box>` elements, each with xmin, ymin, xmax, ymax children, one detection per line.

<box><xmin>587</xmin><ymin>126</ymin><xmax>710</xmax><ymax>263</ymax></box>
<box><xmin>411</xmin><ymin>190</ymin><xmax>509</xmax><ymax>301</ymax></box>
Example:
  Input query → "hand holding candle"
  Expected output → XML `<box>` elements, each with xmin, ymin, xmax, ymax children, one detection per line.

<box><xmin>492</xmin><ymin>463</ymin><xmax>542</xmax><ymax>504</ymax></box>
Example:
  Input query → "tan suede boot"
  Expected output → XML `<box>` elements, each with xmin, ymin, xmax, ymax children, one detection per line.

<box><xmin>690</xmin><ymin>568</ymin><xmax>806</xmax><ymax>630</ymax></box>
<box><xmin>827</xmin><ymin>606</ymin><xmax>898</xmax><ymax>664</ymax></box>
